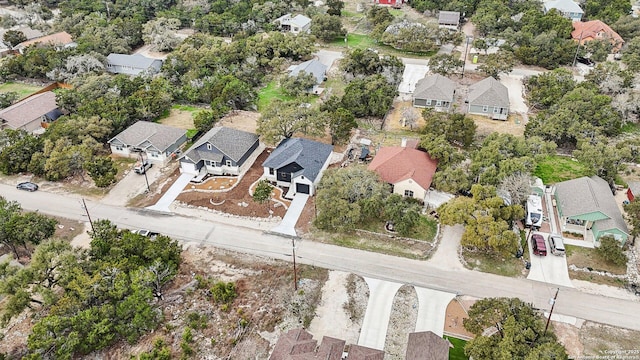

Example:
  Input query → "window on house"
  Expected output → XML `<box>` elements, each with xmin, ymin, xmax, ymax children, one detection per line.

<box><xmin>482</xmin><ymin>105</ymin><xmax>488</xmax><ymax>112</ymax></box>
<box><xmin>436</xmin><ymin>100</ymin><xmax>442</xmax><ymax>106</ymax></box>
<box><xmin>426</xmin><ymin>99</ymin><xmax>432</xmax><ymax>105</ymax></box>
<box><xmin>404</xmin><ymin>190</ymin><xmax>414</xmax><ymax>197</ymax></box>
<box><xmin>150</xmin><ymin>152</ymin><xmax>158</xmax><ymax>157</ymax></box>
<box><xmin>226</xmin><ymin>160</ymin><xmax>232</xmax><ymax>167</ymax></box>
<box><xmin>494</xmin><ymin>107</ymin><xmax>499</xmax><ymax>113</ymax></box>
<box><xmin>269</xmin><ymin>168</ymin><xmax>274</xmax><ymax>175</ymax></box>
<box><xmin>115</xmin><ymin>146</ymin><xmax>123</xmax><ymax>151</ymax></box>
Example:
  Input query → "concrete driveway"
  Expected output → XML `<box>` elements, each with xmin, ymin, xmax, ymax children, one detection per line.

<box><xmin>146</xmin><ymin>172</ymin><xmax>193</xmax><ymax>213</ymax></box>
<box><xmin>314</xmin><ymin>49</ymin><xmax>343</xmax><ymax>71</ymax></box>
<box><xmin>357</xmin><ymin>278</ymin><xmax>403</xmax><ymax>350</ymax></box>
<box><xmin>270</xmin><ymin>193</ymin><xmax>309</xmax><ymax>237</ymax></box>
<box><xmin>500</xmin><ymin>75</ymin><xmax>528</xmax><ymax>115</ymax></box>
<box><xmin>414</xmin><ymin>287</ymin><xmax>456</xmax><ymax>336</ymax></box>
<box><xmin>527</xmin><ymin>231</ymin><xmax>573</xmax><ymax>288</ymax></box>
<box><xmin>398</xmin><ymin>63</ymin><xmax>429</xmax><ymax>94</ymax></box>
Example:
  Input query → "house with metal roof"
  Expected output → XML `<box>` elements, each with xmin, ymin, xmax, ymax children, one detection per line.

<box><xmin>179</xmin><ymin>126</ymin><xmax>260</xmax><ymax>177</ymax></box>
<box><xmin>108</xmin><ymin>121</ymin><xmax>187</xmax><ymax>163</ymax></box>
<box><xmin>14</xmin><ymin>31</ymin><xmax>75</xmax><ymax>54</ymax></box>
<box><xmin>287</xmin><ymin>59</ymin><xmax>327</xmax><ymax>94</ymax></box>
<box><xmin>412</xmin><ymin>74</ymin><xmax>456</xmax><ymax>111</ymax></box>
<box><xmin>438</xmin><ymin>11</ymin><xmax>460</xmax><ymax>30</ymax></box>
<box><xmin>543</xmin><ymin>0</ymin><xmax>583</xmax><ymax>22</ymax></box>
<box><xmin>467</xmin><ymin>77</ymin><xmax>509</xmax><ymax>120</ymax></box>
<box><xmin>368</xmin><ymin>141</ymin><xmax>438</xmax><ymax>202</ymax></box>
<box><xmin>106</xmin><ymin>53</ymin><xmax>163</xmax><ymax>76</ymax></box>
<box><xmin>405</xmin><ymin>331</ymin><xmax>451</xmax><ymax>360</ymax></box>
<box><xmin>554</xmin><ymin>176</ymin><xmax>629</xmax><ymax>245</ymax></box>
<box><xmin>0</xmin><ymin>91</ymin><xmax>62</xmax><ymax>134</ymax></box>
<box><xmin>263</xmin><ymin>138</ymin><xmax>333</xmax><ymax>197</ymax></box>
<box><xmin>274</xmin><ymin>13</ymin><xmax>312</xmax><ymax>34</ymax></box>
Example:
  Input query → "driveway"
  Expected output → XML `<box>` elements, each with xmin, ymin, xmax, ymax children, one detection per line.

<box><xmin>397</xmin><ymin>63</ymin><xmax>429</xmax><ymax>94</ymax></box>
<box><xmin>146</xmin><ymin>172</ymin><xmax>193</xmax><ymax>213</ymax></box>
<box><xmin>357</xmin><ymin>278</ymin><xmax>403</xmax><ymax>350</ymax></box>
<box><xmin>102</xmin><ymin>165</ymin><xmax>163</xmax><ymax>206</ymax></box>
<box><xmin>314</xmin><ymin>49</ymin><xmax>344</xmax><ymax>72</ymax></box>
<box><xmin>500</xmin><ymin>75</ymin><xmax>528</xmax><ymax>115</ymax></box>
<box><xmin>427</xmin><ymin>225</ymin><xmax>466</xmax><ymax>271</ymax></box>
<box><xmin>414</xmin><ymin>287</ymin><xmax>456</xmax><ymax>336</ymax></box>
<box><xmin>527</xmin><ymin>231</ymin><xmax>573</xmax><ymax>288</ymax></box>
<box><xmin>270</xmin><ymin>193</ymin><xmax>309</xmax><ymax>237</ymax></box>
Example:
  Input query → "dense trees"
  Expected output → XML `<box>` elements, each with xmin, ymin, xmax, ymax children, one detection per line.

<box><xmin>381</xmin><ymin>21</ymin><xmax>440</xmax><ymax>53</ymax></box>
<box><xmin>256</xmin><ymin>98</ymin><xmax>325</xmax><ymax>144</ymax></box>
<box><xmin>143</xmin><ymin>17</ymin><xmax>182</xmax><ymax>51</ymax></box>
<box><xmin>0</xmin><ymin>219</ymin><xmax>183</xmax><ymax>359</ymax></box>
<box><xmin>477</xmin><ymin>51</ymin><xmax>516</xmax><ymax>79</ymax></box>
<box><xmin>310</xmin><ymin>14</ymin><xmax>345</xmax><ymax>42</ymax></box>
<box><xmin>341</xmin><ymin>75</ymin><xmax>397</xmax><ymax>118</ymax></box>
<box><xmin>0</xmin><ymin>197</ymin><xmax>57</xmax><ymax>260</ymax></box>
<box><xmin>428</xmin><ymin>53</ymin><xmax>464</xmax><ymax>76</ymax></box>
<box><xmin>463</xmin><ymin>298</ymin><xmax>568</xmax><ymax>359</ymax></box>
<box><xmin>584</xmin><ymin>0</ymin><xmax>631</xmax><ymax>24</ymax></box>
<box><xmin>523</xmin><ymin>69</ymin><xmax>576</xmax><ymax>110</ymax></box>
<box><xmin>281</xmin><ymin>72</ymin><xmax>318</xmax><ymax>97</ymax></box>
<box><xmin>340</xmin><ymin>48</ymin><xmax>404</xmax><ymax>86</ymax></box>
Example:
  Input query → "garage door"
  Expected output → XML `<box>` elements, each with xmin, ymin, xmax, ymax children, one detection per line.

<box><xmin>296</xmin><ymin>183</ymin><xmax>310</xmax><ymax>194</ymax></box>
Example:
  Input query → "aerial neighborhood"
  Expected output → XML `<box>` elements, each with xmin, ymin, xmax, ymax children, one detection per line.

<box><xmin>1</xmin><ymin>0</ymin><xmax>640</xmax><ymax>358</ymax></box>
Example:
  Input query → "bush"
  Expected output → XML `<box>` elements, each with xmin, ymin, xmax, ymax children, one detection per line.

<box><xmin>596</xmin><ymin>236</ymin><xmax>628</xmax><ymax>266</ymax></box>
<box><xmin>210</xmin><ymin>281</ymin><xmax>237</xmax><ymax>304</ymax></box>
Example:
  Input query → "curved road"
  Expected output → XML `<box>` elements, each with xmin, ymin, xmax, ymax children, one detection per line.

<box><xmin>3</xmin><ymin>185</ymin><xmax>640</xmax><ymax>331</ymax></box>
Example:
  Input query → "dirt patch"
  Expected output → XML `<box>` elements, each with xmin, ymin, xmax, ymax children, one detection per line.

<box><xmin>384</xmin><ymin>285</ymin><xmax>419</xmax><ymax>358</ymax></box>
<box><xmin>579</xmin><ymin>321</ymin><xmax>640</xmax><ymax>356</ymax></box>
<box><xmin>554</xmin><ymin>322</ymin><xmax>584</xmax><ymax>358</ymax></box>
<box><xmin>175</xmin><ymin>150</ymin><xmax>287</xmax><ymax>219</ymax></box>
<box><xmin>471</xmin><ymin>114</ymin><xmax>525</xmax><ymax>138</ymax></box>
<box><xmin>444</xmin><ymin>297</ymin><xmax>476</xmax><ymax>339</ymax></box>
<box><xmin>159</xmin><ymin>109</ymin><xmax>196</xmax><ymax>129</ymax></box>
<box><xmin>218</xmin><ymin>110</ymin><xmax>261</xmax><ymax>133</ymax></box>
<box><xmin>386</xmin><ymin>100</ymin><xmax>427</xmax><ymax>132</ymax></box>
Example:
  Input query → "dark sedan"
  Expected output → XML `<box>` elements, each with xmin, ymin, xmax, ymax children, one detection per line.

<box><xmin>16</xmin><ymin>182</ymin><xmax>39</xmax><ymax>192</ymax></box>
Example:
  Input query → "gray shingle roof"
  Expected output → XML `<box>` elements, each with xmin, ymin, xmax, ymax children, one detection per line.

<box><xmin>183</xmin><ymin>126</ymin><xmax>259</xmax><ymax>164</ymax></box>
<box><xmin>438</xmin><ymin>11</ymin><xmax>460</xmax><ymax>25</ymax></box>
<box><xmin>106</xmin><ymin>53</ymin><xmax>163</xmax><ymax>72</ymax></box>
<box><xmin>263</xmin><ymin>138</ymin><xmax>333</xmax><ymax>182</ymax></box>
<box><xmin>413</xmin><ymin>74</ymin><xmax>456</xmax><ymax>102</ymax></box>
<box><xmin>555</xmin><ymin>176</ymin><xmax>628</xmax><ymax>234</ymax></box>
<box><xmin>468</xmin><ymin>77</ymin><xmax>509</xmax><ymax>108</ymax></box>
<box><xmin>108</xmin><ymin>121</ymin><xmax>186</xmax><ymax>152</ymax></box>
<box><xmin>288</xmin><ymin>59</ymin><xmax>327</xmax><ymax>85</ymax></box>
<box><xmin>0</xmin><ymin>91</ymin><xmax>58</xmax><ymax>129</ymax></box>
<box><xmin>544</xmin><ymin>0</ymin><xmax>584</xmax><ymax>14</ymax></box>
<box><xmin>628</xmin><ymin>181</ymin><xmax>640</xmax><ymax>197</ymax></box>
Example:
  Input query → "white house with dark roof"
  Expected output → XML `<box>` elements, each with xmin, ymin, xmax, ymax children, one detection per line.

<box><xmin>0</xmin><ymin>91</ymin><xmax>62</xmax><ymax>134</ymax></box>
<box><xmin>274</xmin><ymin>13</ymin><xmax>312</xmax><ymax>34</ymax></box>
<box><xmin>262</xmin><ymin>138</ymin><xmax>333</xmax><ymax>198</ymax></box>
<box><xmin>412</xmin><ymin>74</ymin><xmax>456</xmax><ymax>111</ymax></box>
<box><xmin>467</xmin><ymin>77</ymin><xmax>509</xmax><ymax>120</ymax></box>
<box><xmin>554</xmin><ymin>176</ymin><xmax>629</xmax><ymax>245</ymax></box>
<box><xmin>543</xmin><ymin>0</ymin><xmax>583</xmax><ymax>22</ymax></box>
<box><xmin>108</xmin><ymin>121</ymin><xmax>187</xmax><ymax>163</ymax></box>
<box><xmin>287</xmin><ymin>59</ymin><xmax>327</xmax><ymax>94</ymax></box>
<box><xmin>179</xmin><ymin>126</ymin><xmax>261</xmax><ymax>177</ymax></box>
<box><xmin>106</xmin><ymin>53</ymin><xmax>163</xmax><ymax>76</ymax></box>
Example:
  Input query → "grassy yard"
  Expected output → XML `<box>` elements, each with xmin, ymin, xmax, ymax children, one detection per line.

<box><xmin>0</xmin><ymin>81</ymin><xmax>43</xmax><ymax>99</ymax></box>
<box><xmin>621</xmin><ymin>122</ymin><xmax>640</xmax><ymax>134</ymax></box>
<box><xmin>328</xmin><ymin>33</ymin><xmax>433</xmax><ymax>58</ymax></box>
<box><xmin>257</xmin><ymin>80</ymin><xmax>294</xmax><ymax>111</ymax></box>
<box><xmin>533</xmin><ymin>155</ymin><xmax>591</xmax><ymax>184</ymax></box>
<box><xmin>462</xmin><ymin>249</ymin><xmax>526</xmax><ymax>277</ymax></box>
<box><xmin>565</xmin><ymin>245</ymin><xmax>627</xmax><ymax>275</ymax></box>
<box><xmin>444</xmin><ymin>336</ymin><xmax>469</xmax><ymax>360</ymax></box>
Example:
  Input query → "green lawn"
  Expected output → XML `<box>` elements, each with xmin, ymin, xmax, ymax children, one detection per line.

<box><xmin>257</xmin><ymin>80</ymin><xmax>294</xmax><ymax>111</ymax></box>
<box><xmin>621</xmin><ymin>122</ymin><xmax>640</xmax><ymax>134</ymax></box>
<box><xmin>0</xmin><ymin>82</ymin><xmax>43</xmax><ymax>99</ymax></box>
<box><xmin>533</xmin><ymin>155</ymin><xmax>592</xmax><ymax>184</ymax></box>
<box><xmin>444</xmin><ymin>336</ymin><xmax>469</xmax><ymax>360</ymax></box>
<box><xmin>172</xmin><ymin>104</ymin><xmax>204</xmax><ymax>113</ymax></box>
<box><xmin>328</xmin><ymin>32</ymin><xmax>435</xmax><ymax>58</ymax></box>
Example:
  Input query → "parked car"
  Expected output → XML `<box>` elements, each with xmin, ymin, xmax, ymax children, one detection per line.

<box><xmin>134</xmin><ymin>160</ymin><xmax>152</xmax><ymax>174</ymax></box>
<box><xmin>531</xmin><ymin>234</ymin><xmax>547</xmax><ymax>256</ymax></box>
<box><xmin>548</xmin><ymin>234</ymin><xmax>565</xmax><ymax>256</ymax></box>
<box><xmin>576</xmin><ymin>56</ymin><xmax>595</xmax><ymax>67</ymax></box>
<box><xmin>133</xmin><ymin>229</ymin><xmax>159</xmax><ymax>238</ymax></box>
<box><xmin>16</xmin><ymin>182</ymin><xmax>38</xmax><ymax>192</ymax></box>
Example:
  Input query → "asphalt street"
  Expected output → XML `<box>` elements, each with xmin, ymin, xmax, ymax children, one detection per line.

<box><xmin>3</xmin><ymin>184</ymin><xmax>640</xmax><ymax>331</ymax></box>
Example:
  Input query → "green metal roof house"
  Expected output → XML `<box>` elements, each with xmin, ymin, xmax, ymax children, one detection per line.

<box><xmin>554</xmin><ymin>176</ymin><xmax>629</xmax><ymax>245</ymax></box>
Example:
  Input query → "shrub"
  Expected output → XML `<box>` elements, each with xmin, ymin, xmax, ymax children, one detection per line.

<box><xmin>596</xmin><ymin>236</ymin><xmax>628</xmax><ymax>266</ymax></box>
<box><xmin>210</xmin><ymin>281</ymin><xmax>237</xmax><ymax>304</ymax></box>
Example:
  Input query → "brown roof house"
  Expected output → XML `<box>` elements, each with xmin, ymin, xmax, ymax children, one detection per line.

<box><xmin>405</xmin><ymin>331</ymin><xmax>451</xmax><ymax>360</ymax></box>
<box><xmin>14</xmin><ymin>31</ymin><xmax>75</xmax><ymax>54</ymax></box>
<box><xmin>269</xmin><ymin>328</ymin><xmax>345</xmax><ymax>360</ymax></box>
<box><xmin>572</xmin><ymin>20</ymin><xmax>625</xmax><ymax>52</ymax></box>
<box><xmin>108</xmin><ymin>121</ymin><xmax>187</xmax><ymax>164</ymax></box>
<box><xmin>467</xmin><ymin>77</ymin><xmax>509</xmax><ymax>120</ymax></box>
<box><xmin>0</xmin><ymin>91</ymin><xmax>62</xmax><ymax>134</ymax></box>
<box><xmin>412</xmin><ymin>74</ymin><xmax>456</xmax><ymax>111</ymax></box>
<box><xmin>368</xmin><ymin>139</ymin><xmax>438</xmax><ymax>201</ymax></box>
<box><xmin>346</xmin><ymin>345</ymin><xmax>385</xmax><ymax>360</ymax></box>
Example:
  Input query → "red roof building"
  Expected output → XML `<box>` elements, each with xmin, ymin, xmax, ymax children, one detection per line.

<box><xmin>572</xmin><ymin>20</ymin><xmax>624</xmax><ymax>52</ymax></box>
<box><xmin>368</xmin><ymin>144</ymin><xmax>438</xmax><ymax>201</ymax></box>
<box><xmin>373</xmin><ymin>0</ymin><xmax>405</xmax><ymax>7</ymax></box>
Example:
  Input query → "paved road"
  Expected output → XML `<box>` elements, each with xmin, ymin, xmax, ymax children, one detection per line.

<box><xmin>3</xmin><ymin>185</ymin><xmax>640</xmax><ymax>331</ymax></box>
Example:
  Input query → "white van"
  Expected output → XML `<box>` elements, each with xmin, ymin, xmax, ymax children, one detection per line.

<box><xmin>548</xmin><ymin>234</ymin><xmax>565</xmax><ymax>256</ymax></box>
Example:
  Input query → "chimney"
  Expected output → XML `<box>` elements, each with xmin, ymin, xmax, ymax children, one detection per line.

<box><xmin>401</xmin><ymin>138</ymin><xmax>407</xmax><ymax>148</ymax></box>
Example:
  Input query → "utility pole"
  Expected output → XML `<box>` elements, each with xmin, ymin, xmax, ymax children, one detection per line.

<box><xmin>139</xmin><ymin>152</ymin><xmax>150</xmax><ymax>193</ymax></box>
<box><xmin>292</xmin><ymin>238</ymin><xmax>298</xmax><ymax>291</ymax></box>
<box><xmin>572</xmin><ymin>31</ymin><xmax>584</xmax><ymax>67</ymax></box>
<box><xmin>544</xmin><ymin>288</ymin><xmax>560</xmax><ymax>335</ymax></box>
<box><xmin>81</xmin><ymin>198</ymin><xmax>95</xmax><ymax>232</ymax></box>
